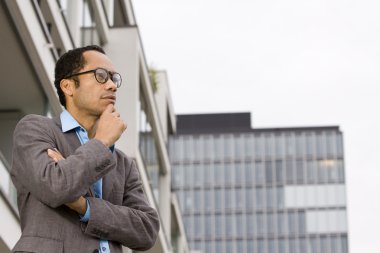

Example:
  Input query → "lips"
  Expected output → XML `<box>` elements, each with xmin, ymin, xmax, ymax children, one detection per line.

<box><xmin>102</xmin><ymin>94</ymin><xmax>116</xmax><ymax>102</ymax></box>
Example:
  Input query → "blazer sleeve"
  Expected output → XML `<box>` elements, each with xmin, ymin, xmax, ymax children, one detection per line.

<box><xmin>11</xmin><ymin>115</ymin><xmax>116</xmax><ymax>208</ymax></box>
<box><xmin>83</xmin><ymin>158</ymin><xmax>160</xmax><ymax>251</ymax></box>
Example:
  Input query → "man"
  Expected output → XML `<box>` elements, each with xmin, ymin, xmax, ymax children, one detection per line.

<box><xmin>10</xmin><ymin>45</ymin><xmax>159</xmax><ymax>253</ymax></box>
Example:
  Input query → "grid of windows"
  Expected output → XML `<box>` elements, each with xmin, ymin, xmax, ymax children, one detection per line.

<box><xmin>169</xmin><ymin>129</ymin><xmax>349</xmax><ymax>253</ymax></box>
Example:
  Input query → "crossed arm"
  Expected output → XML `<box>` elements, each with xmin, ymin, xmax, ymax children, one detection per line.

<box><xmin>11</xmin><ymin>115</ymin><xmax>159</xmax><ymax>250</ymax></box>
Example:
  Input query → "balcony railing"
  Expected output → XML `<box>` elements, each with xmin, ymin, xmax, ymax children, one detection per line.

<box><xmin>0</xmin><ymin>151</ymin><xmax>19</xmax><ymax>218</ymax></box>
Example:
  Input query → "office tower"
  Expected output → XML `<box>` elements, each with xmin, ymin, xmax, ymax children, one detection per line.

<box><xmin>0</xmin><ymin>1</ymin><xmax>188</xmax><ymax>252</ymax></box>
<box><xmin>169</xmin><ymin>113</ymin><xmax>349</xmax><ymax>253</ymax></box>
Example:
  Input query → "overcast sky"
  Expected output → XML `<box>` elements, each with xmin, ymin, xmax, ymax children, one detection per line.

<box><xmin>133</xmin><ymin>1</ymin><xmax>380</xmax><ymax>252</ymax></box>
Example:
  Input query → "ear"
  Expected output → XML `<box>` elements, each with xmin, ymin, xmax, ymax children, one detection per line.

<box><xmin>60</xmin><ymin>78</ymin><xmax>75</xmax><ymax>97</ymax></box>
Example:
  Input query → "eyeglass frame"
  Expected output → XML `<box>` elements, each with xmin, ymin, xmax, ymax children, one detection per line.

<box><xmin>63</xmin><ymin>67</ymin><xmax>122</xmax><ymax>88</ymax></box>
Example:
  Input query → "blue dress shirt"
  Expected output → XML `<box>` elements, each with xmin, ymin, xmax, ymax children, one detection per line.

<box><xmin>60</xmin><ymin>110</ymin><xmax>112</xmax><ymax>253</ymax></box>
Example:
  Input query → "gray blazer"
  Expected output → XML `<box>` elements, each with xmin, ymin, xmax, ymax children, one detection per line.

<box><xmin>10</xmin><ymin>114</ymin><xmax>159</xmax><ymax>253</ymax></box>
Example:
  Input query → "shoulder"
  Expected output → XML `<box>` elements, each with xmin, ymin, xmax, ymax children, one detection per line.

<box><xmin>16</xmin><ymin>114</ymin><xmax>53</xmax><ymax>126</ymax></box>
<box><xmin>14</xmin><ymin>114</ymin><xmax>56</xmax><ymax>136</ymax></box>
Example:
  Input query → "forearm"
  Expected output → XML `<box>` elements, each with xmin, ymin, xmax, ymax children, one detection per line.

<box><xmin>83</xmin><ymin>197</ymin><xmax>159</xmax><ymax>251</ymax></box>
<box><xmin>12</xmin><ymin>137</ymin><xmax>115</xmax><ymax>207</ymax></box>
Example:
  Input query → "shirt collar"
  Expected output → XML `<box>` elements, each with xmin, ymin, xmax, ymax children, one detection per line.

<box><xmin>60</xmin><ymin>110</ymin><xmax>81</xmax><ymax>133</ymax></box>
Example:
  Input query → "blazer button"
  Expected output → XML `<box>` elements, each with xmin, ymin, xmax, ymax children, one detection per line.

<box><xmin>93</xmin><ymin>250</ymin><xmax>99</xmax><ymax>253</ymax></box>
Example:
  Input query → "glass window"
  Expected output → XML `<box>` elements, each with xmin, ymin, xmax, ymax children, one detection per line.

<box><xmin>248</xmin><ymin>240</ymin><xmax>256</xmax><ymax>252</ymax></box>
<box><xmin>245</xmin><ymin>162</ymin><xmax>254</xmax><ymax>185</ymax></box>
<box><xmin>224</xmin><ymin>134</ymin><xmax>233</xmax><ymax>160</ymax></box>
<box><xmin>275</xmin><ymin>134</ymin><xmax>284</xmax><ymax>158</ymax></box>
<box><xmin>278</xmin><ymin>238</ymin><xmax>286</xmax><ymax>253</ymax></box>
<box><xmin>257</xmin><ymin>239</ymin><xmax>265</xmax><ymax>253</ymax></box>
<box><xmin>214</xmin><ymin>163</ymin><xmax>224</xmax><ymax>186</ymax></box>
<box><xmin>203</xmin><ymin>163</ymin><xmax>213</xmax><ymax>185</ymax></box>
<box><xmin>341</xmin><ymin>235</ymin><xmax>348</xmax><ymax>253</ymax></box>
<box><xmin>225</xmin><ymin>214</ymin><xmax>235</xmax><ymax>236</ymax></box>
<box><xmin>254</xmin><ymin>134</ymin><xmax>264</xmax><ymax>158</ymax></box>
<box><xmin>296</xmin><ymin>160</ymin><xmax>305</xmax><ymax>183</ymax></box>
<box><xmin>245</xmin><ymin>187</ymin><xmax>253</xmax><ymax>211</ymax></box>
<box><xmin>235</xmin><ymin>188</ymin><xmax>244</xmax><ymax>210</ymax></box>
<box><xmin>265</xmin><ymin>161</ymin><xmax>274</xmax><ymax>184</ymax></box>
<box><xmin>204</xmin><ymin>135</ymin><xmax>214</xmax><ymax>160</ymax></box>
<box><xmin>225</xmin><ymin>188</ymin><xmax>233</xmax><ymax>210</ymax></box>
<box><xmin>255</xmin><ymin>188</ymin><xmax>264</xmax><ymax>210</ymax></box>
<box><xmin>288</xmin><ymin>239</ymin><xmax>297</xmax><ymax>253</ymax></box>
<box><xmin>236</xmin><ymin>214</ymin><xmax>244</xmax><ymax>237</ymax></box>
<box><xmin>286</xmin><ymin>160</ymin><xmax>295</xmax><ymax>184</ymax></box>
<box><xmin>268</xmin><ymin>239</ymin><xmax>276</xmax><ymax>253</ymax></box>
<box><xmin>306</xmin><ymin>160</ymin><xmax>318</xmax><ymax>184</ymax></box>
<box><xmin>226</xmin><ymin>240</ymin><xmax>234</xmax><ymax>252</ymax></box>
<box><xmin>184</xmin><ymin>216</ymin><xmax>193</xmax><ymax>238</ymax></box>
<box><xmin>234</xmin><ymin>134</ymin><xmax>245</xmax><ymax>160</ymax></box>
<box><xmin>183</xmin><ymin>137</ymin><xmax>194</xmax><ymax>161</ymax></box>
<box><xmin>215</xmin><ymin>189</ymin><xmax>223</xmax><ymax>211</ymax></box>
<box><xmin>194</xmin><ymin>189</ymin><xmax>202</xmax><ymax>211</ymax></box>
<box><xmin>309</xmin><ymin>237</ymin><xmax>319</xmax><ymax>253</ymax></box>
<box><xmin>266</xmin><ymin>187</ymin><xmax>274</xmax><ymax>209</ymax></box>
<box><xmin>275</xmin><ymin>160</ymin><xmax>284</xmax><ymax>184</ymax></box>
<box><xmin>194</xmin><ymin>136</ymin><xmax>203</xmax><ymax>161</ymax></box>
<box><xmin>298</xmin><ymin>211</ymin><xmax>306</xmax><ymax>235</ymax></box>
<box><xmin>277</xmin><ymin>187</ymin><xmax>284</xmax><ymax>208</ymax></box>
<box><xmin>214</xmin><ymin>135</ymin><xmax>223</xmax><ymax>161</ymax></box>
<box><xmin>316</xmin><ymin>132</ymin><xmax>325</xmax><ymax>159</ymax></box>
<box><xmin>255</xmin><ymin>161</ymin><xmax>265</xmax><ymax>185</ymax></box>
<box><xmin>184</xmin><ymin>164</ymin><xmax>194</xmax><ymax>187</ymax></box>
<box><xmin>336</xmin><ymin>134</ymin><xmax>344</xmax><ymax>158</ymax></box>
<box><xmin>285</xmin><ymin>133</ymin><xmax>295</xmax><ymax>156</ymax></box>
<box><xmin>204</xmin><ymin>189</ymin><xmax>213</xmax><ymax>211</ymax></box>
<box><xmin>265</xmin><ymin>133</ymin><xmax>274</xmax><ymax>158</ymax></box>
<box><xmin>215</xmin><ymin>215</ymin><xmax>223</xmax><ymax>237</ymax></box>
<box><xmin>296</xmin><ymin>133</ymin><xmax>304</xmax><ymax>157</ymax></box>
<box><xmin>245</xmin><ymin>134</ymin><xmax>254</xmax><ymax>159</ymax></box>
<box><xmin>184</xmin><ymin>190</ymin><xmax>193</xmax><ymax>212</ymax></box>
<box><xmin>306</xmin><ymin>132</ymin><xmax>315</xmax><ymax>157</ymax></box>
<box><xmin>277</xmin><ymin>212</ymin><xmax>286</xmax><ymax>235</ymax></box>
<box><xmin>236</xmin><ymin>240</ymin><xmax>244</xmax><ymax>253</ymax></box>
<box><xmin>326</xmin><ymin>131</ymin><xmax>336</xmax><ymax>158</ymax></box>
<box><xmin>224</xmin><ymin>163</ymin><xmax>233</xmax><ymax>186</ymax></box>
<box><xmin>205</xmin><ymin>241</ymin><xmax>213</xmax><ymax>253</ymax></box>
<box><xmin>267</xmin><ymin>213</ymin><xmax>275</xmax><ymax>235</ymax></box>
<box><xmin>246</xmin><ymin>213</ymin><xmax>255</xmax><ymax>236</ymax></box>
<box><xmin>215</xmin><ymin>240</ymin><xmax>224</xmax><ymax>253</ymax></box>
<box><xmin>257</xmin><ymin>213</ymin><xmax>266</xmax><ymax>235</ymax></box>
<box><xmin>235</xmin><ymin>162</ymin><xmax>243</xmax><ymax>185</ymax></box>
<box><xmin>337</xmin><ymin>159</ymin><xmax>345</xmax><ymax>183</ymax></box>
<box><xmin>194</xmin><ymin>163</ymin><xmax>202</xmax><ymax>187</ymax></box>
<box><xmin>288</xmin><ymin>211</ymin><xmax>297</xmax><ymax>234</ymax></box>
<box><xmin>205</xmin><ymin>215</ymin><xmax>213</xmax><ymax>237</ymax></box>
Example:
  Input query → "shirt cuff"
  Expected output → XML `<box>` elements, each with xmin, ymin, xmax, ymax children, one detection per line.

<box><xmin>79</xmin><ymin>199</ymin><xmax>91</xmax><ymax>222</ymax></box>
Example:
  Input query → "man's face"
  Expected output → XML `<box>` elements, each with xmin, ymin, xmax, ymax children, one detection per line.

<box><xmin>71</xmin><ymin>50</ymin><xmax>118</xmax><ymax>117</ymax></box>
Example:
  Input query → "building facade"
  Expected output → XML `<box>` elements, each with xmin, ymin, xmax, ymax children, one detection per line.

<box><xmin>169</xmin><ymin>113</ymin><xmax>349</xmax><ymax>253</ymax></box>
<box><xmin>0</xmin><ymin>1</ymin><xmax>189</xmax><ymax>253</ymax></box>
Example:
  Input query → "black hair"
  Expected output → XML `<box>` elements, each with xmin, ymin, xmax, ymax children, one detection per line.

<box><xmin>54</xmin><ymin>45</ymin><xmax>106</xmax><ymax>108</ymax></box>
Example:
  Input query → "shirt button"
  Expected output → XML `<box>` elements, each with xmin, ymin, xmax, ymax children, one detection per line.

<box><xmin>102</xmin><ymin>247</ymin><xmax>107</xmax><ymax>251</ymax></box>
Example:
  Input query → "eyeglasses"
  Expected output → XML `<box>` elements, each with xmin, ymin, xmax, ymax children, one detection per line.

<box><xmin>64</xmin><ymin>68</ymin><xmax>122</xmax><ymax>88</ymax></box>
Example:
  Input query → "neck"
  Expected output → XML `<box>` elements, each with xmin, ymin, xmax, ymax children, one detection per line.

<box><xmin>66</xmin><ymin>107</ymin><xmax>98</xmax><ymax>138</ymax></box>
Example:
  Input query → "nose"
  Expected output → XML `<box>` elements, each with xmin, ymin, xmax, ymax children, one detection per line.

<box><xmin>104</xmin><ymin>78</ymin><xmax>117</xmax><ymax>91</ymax></box>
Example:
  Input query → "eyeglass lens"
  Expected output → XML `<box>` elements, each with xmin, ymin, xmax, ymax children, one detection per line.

<box><xmin>95</xmin><ymin>68</ymin><xmax>122</xmax><ymax>88</ymax></box>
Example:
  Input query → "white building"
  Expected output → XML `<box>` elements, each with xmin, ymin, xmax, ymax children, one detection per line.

<box><xmin>0</xmin><ymin>1</ymin><xmax>189</xmax><ymax>252</ymax></box>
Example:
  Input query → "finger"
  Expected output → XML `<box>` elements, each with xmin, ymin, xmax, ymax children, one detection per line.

<box><xmin>53</xmin><ymin>148</ymin><xmax>65</xmax><ymax>159</ymax></box>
